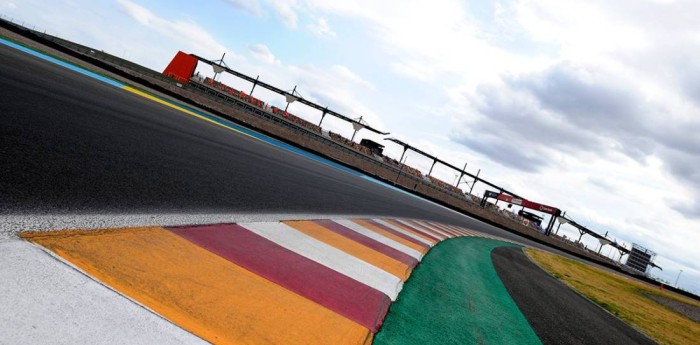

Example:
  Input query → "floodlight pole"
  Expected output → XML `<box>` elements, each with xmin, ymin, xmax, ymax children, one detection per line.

<box><xmin>318</xmin><ymin>107</ymin><xmax>328</xmax><ymax>126</ymax></box>
<box><xmin>455</xmin><ymin>162</ymin><xmax>467</xmax><ymax>187</ymax></box>
<box><xmin>351</xmin><ymin>116</ymin><xmax>363</xmax><ymax>141</ymax></box>
<box><xmin>284</xmin><ymin>85</ymin><xmax>297</xmax><ymax>112</ymax></box>
<box><xmin>398</xmin><ymin>146</ymin><xmax>408</xmax><ymax>163</ymax></box>
<box><xmin>617</xmin><ymin>249</ymin><xmax>627</xmax><ymax>263</ymax></box>
<box><xmin>249</xmin><ymin>75</ymin><xmax>259</xmax><ymax>95</ymax></box>
<box><xmin>395</xmin><ymin>155</ymin><xmax>408</xmax><ymax>184</ymax></box>
<box><xmin>555</xmin><ymin>211</ymin><xmax>567</xmax><ymax>235</ymax></box>
<box><xmin>427</xmin><ymin>159</ymin><xmax>437</xmax><ymax>177</ymax></box>
<box><xmin>469</xmin><ymin>169</ymin><xmax>480</xmax><ymax>195</ymax></box>
<box><xmin>213</xmin><ymin>53</ymin><xmax>226</xmax><ymax>81</ymax></box>
<box><xmin>674</xmin><ymin>269</ymin><xmax>683</xmax><ymax>288</ymax></box>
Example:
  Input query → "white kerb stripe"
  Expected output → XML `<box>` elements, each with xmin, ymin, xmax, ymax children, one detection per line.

<box><xmin>0</xmin><ymin>241</ymin><xmax>207</xmax><ymax>345</ymax></box>
<box><xmin>405</xmin><ymin>220</ymin><xmax>454</xmax><ymax>239</ymax></box>
<box><xmin>373</xmin><ymin>219</ymin><xmax>438</xmax><ymax>245</ymax></box>
<box><xmin>392</xmin><ymin>219</ymin><xmax>448</xmax><ymax>239</ymax></box>
<box><xmin>416</xmin><ymin>220</ymin><xmax>458</xmax><ymax>238</ymax></box>
<box><xmin>441</xmin><ymin>224</ymin><xmax>467</xmax><ymax>236</ymax></box>
<box><xmin>429</xmin><ymin>222</ymin><xmax>463</xmax><ymax>237</ymax></box>
<box><xmin>462</xmin><ymin>229</ymin><xmax>478</xmax><ymax>236</ymax></box>
<box><xmin>446</xmin><ymin>224</ymin><xmax>470</xmax><ymax>236</ymax></box>
<box><xmin>373</xmin><ymin>219</ymin><xmax>435</xmax><ymax>247</ymax></box>
<box><xmin>240</xmin><ymin>222</ymin><xmax>403</xmax><ymax>300</ymax></box>
<box><xmin>333</xmin><ymin>219</ymin><xmax>423</xmax><ymax>260</ymax></box>
<box><xmin>428</xmin><ymin>221</ymin><xmax>463</xmax><ymax>236</ymax></box>
<box><xmin>398</xmin><ymin>220</ymin><xmax>448</xmax><ymax>240</ymax></box>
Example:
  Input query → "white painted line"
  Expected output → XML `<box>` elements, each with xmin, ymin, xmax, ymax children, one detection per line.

<box><xmin>333</xmin><ymin>219</ymin><xmax>424</xmax><ymax>260</ymax></box>
<box><xmin>0</xmin><ymin>240</ymin><xmax>206</xmax><ymax>345</ymax></box>
<box><xmin>239</xmin><ymin>222</ymin><xmax>404</xmax><ymax>300</ymax></box>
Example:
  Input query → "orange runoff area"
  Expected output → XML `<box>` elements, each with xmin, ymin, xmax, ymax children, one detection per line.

<box><xmin>285</xmin><ymin>221</ymin><xmax>413</xmax><ymax>281</ymax></box>
<box><xmin>23</xmin><ymin>227</ymin><xmax>372</xmax><ymax>345</ymax></box>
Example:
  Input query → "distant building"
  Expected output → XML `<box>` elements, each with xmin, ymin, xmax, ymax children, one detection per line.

<box><xmin>360</xmin><ymin>139</ymin><xmax>385</xmax><ymax>156</ymax></box>
<box><xmin>625</xmin><ymin>244</ymin><xmax>657</xmax><ymax>274</ymax></box>
<box><xmin>518</xmin><ymin>209</ymin><xmax>543</xmax><ymax>227</ymax></box>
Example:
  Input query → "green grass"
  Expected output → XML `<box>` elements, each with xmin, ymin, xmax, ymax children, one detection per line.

<box><xmin>527</xmin><ymin>248</ymin><xmax>700</xmax><ymax>345</ymax></box>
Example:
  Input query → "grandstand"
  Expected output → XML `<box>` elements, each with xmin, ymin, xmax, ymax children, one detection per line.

<box><xmin>146</xmin><ymin>50</ymin><xmax>673</xmax><ymax>275</ymax></box>
<box><xmin>162</xmin><ymin>50</ymin><xmax>664</xmax><ymax>268</ymax></box>
<box><xmin>190</xmin><ymin>74</ymin><xmax>384</xmax><ymax>159</ymax></box>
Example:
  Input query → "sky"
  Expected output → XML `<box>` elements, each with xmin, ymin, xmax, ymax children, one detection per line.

<box><xmin>1</xmin><ymin>0</ymin><xmax>698</xmax><ymax>293</ymax></box>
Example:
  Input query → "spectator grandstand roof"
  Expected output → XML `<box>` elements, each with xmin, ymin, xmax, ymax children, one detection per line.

<box><xmin>384</xmin><ymin>138</ymin><xmax>523</xmax><ymax>199</ymax></box>
<box><xmin>192</xmin><ymin>55</ymin><xmax>389</xmax><ymax>136</ymax></box>
<box><xmin>559</xmin><ymin>216</ymin><xmax>662</xmax><ymax>270</ymax></box>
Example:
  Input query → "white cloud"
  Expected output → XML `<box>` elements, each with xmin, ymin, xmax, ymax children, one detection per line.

<box><xmin>220</xmin><ymin>0</ymin><xmax>301</xmax><ymax>29</ymax></box>
<box><xmin>307</xmin><ymin>17</ymin><xmax>335</xmax><ymax>38</ymax></box>
<box><xmin>299</xmin><ymin>0</ymin><xmax>700</xmax><ymax>291</ymax></box>
<box><xmin>247</xmin><ymin>43</ymin><xmax>279</xmax><ymax>64</ymax></box>
<box><xmin>116</xmin><ymin>0</ymin><xmax>230</xmax><ymax>59</ymax></box>
<box><xmin>330</xmin><ymin>65</ymin><xmax>373</xmax><ymax>90</ymax></box>
<box><xmin>308</xmin><ymin>0</ymin><xmax>533</xmax><ymax>84</ymax></box>
<box><xmin>267</xmin><ymin>0</ymin><xmax>298</xmax><ymax>28</ymax></box>
<box><xmin>222</xmin><ymin>0</ymin><xmax>263</xmax><ymax>16</ymax></box>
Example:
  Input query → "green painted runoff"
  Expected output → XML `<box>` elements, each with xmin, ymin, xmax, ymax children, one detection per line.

<box><xmin>374</xmin><ymin>237</ymin><xmax>542</xmax><ymax>345</ymax></box>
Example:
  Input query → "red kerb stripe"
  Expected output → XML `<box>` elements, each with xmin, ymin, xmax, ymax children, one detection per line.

<box><xmin>168</xmin><ymin>223</ymin><xmax>390</xmax><ymax>332</ymax></box>
<box><xmin>361</xmin><ymin>219</ymin><xmax>430</xmax><ymax>250</ymax></box>
<box><xmin>313</xmin><ymin>220</ymin><xmax>419</xmax><ymax>268</ymax></box>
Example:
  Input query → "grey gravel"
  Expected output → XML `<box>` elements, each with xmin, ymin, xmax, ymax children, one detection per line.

<box><xmin>645</xmin><ymin>293</ymin><xmax>700</xmax><ymax>323</ymax></box>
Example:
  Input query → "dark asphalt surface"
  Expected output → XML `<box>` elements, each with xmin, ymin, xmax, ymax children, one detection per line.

<box><xmin>0</xmin><ymin>42</ymin><xmax>489</xmax><ymax>229</ymax></box>
<box><xmin>492</xmin><ymin>247</ymin><xmax>657</xmax><ymax>345</ymax></box>
<box><xmin>0</xmin><ymin>37</ymin><xmax>662</xmax><ymax>345</ymax></box>
<box><xmin>0</xmin><ymin>43</ymin><xmax>634</xmax><ymax>254</ymax></box>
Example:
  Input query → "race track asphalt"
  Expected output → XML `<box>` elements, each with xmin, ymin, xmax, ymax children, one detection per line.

<box><xmin>0</xmin><ymin>43</ymin><xmax>483</xmax><ymax>228</ymax></box>
<box><xmin>0</xmin><ymin>38</ymin><xmax>663</xmax><ymax>345</ymax></box>
<box><xmin>492</xmin><ymin>247</ymin><xmax>657</xmax><ymax>345</ymax></box>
